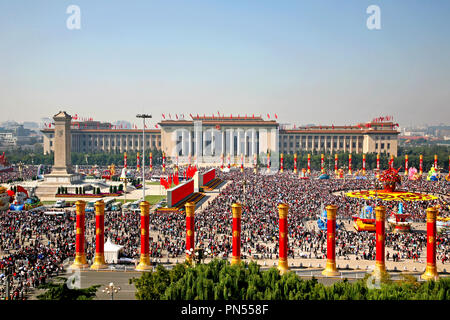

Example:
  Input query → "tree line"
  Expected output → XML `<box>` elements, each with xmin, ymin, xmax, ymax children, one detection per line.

<box><xmin>130</xmin><ymin>259</ymin><xmax>450</xmax><ymax>300</ymax></box>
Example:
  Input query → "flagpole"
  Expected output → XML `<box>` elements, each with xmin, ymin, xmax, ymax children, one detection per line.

<box><xmin>137</xmin><ymin>114</ymin><xmax>152</xmax><ymax>202</ymax></box>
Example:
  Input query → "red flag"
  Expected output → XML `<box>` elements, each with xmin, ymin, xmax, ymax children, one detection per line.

<box><xmin>155</xmin><ymin>124</ymin><xmax>159</xmax><ymax>128</ymax></box>
<box><xmin>168</xmin><ymin>175</ymin><xmax>172</xmax><ymax>186</ymax></box>
<box><xmin>173</xmin><ymin>173</ymin><xmax>179</xmax><ymax>185</ymax></box>
<box><xmin>162</xmin><ymin>114</ymin><xmax>165</xmax><ymax>119</ymax></box>
<box><xmin>267</xmin><ymin>114</ymin><xmax>270</xmax><ymax>119</ymax></box>
<box><xmin>275</xmin><ymin>114</ymin><xmax>278</xmax><ymax>119</ymax></box>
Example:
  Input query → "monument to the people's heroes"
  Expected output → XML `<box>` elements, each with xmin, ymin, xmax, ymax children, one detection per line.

<box><xmin>44</xmin><ymin>111</ymin><xmax>81</xmax><ymax>183</ymax></box>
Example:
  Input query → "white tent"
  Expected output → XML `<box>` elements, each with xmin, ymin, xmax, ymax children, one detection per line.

<box><xmin>104</xmin><ymin>238</ymin><xmax>124</xmax><ymax>264</ymax></box>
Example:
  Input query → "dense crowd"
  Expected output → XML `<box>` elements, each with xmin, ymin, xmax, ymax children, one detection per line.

<box><xmin>0</xmin><ymin>167</ymin><xmax>449</xmax><ymax>299</ymax></box>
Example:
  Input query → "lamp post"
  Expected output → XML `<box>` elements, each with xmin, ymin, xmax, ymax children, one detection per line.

<box><xmin>136</xmin><ymin>114</ymin><xmax>152</xmax><ymax>202</ymax></box>
<box><xmin>102</xmin><ymin>282</ymin><xmax>121</xmax><ymax>300</ymax></box>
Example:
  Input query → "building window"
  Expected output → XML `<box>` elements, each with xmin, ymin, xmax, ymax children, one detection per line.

<box><xmin>387</xmin><ymin>143</ymin><xmax>390</xmax><ymax>149</ymax></box>
<box><xmin>352</xmin><ymin>142</ymin><xmax>356</xmax><ymax>148</ymax></box>
<box><xmin>50</xmin><ymin>141</ymin><xmax>53</xmax><ymax>147</ymax></box>
<box><xmin>381</xmin><ymin>143</ymin><xmax>385</xmax><ymax>149</ymax></box>
<box><xmin>375</xmin><ymin>143</ymin><xmax>378</xmax><ymax>149</ymax></box>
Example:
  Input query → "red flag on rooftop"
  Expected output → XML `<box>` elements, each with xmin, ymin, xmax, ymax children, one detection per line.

<box><xmin>267</xmin><ymin>114</ymin><xmax>270</xmax><ymax>119</ymax></box>
<box><xmin>275</xmin><ymin>114</ymin><xmax>278</xmax><ymax>119</ymax></box>
<box><xmin>155</xmin><ymin>124</ymin><xmax>158</xmax><ymax>128</ymax></box>
<box><xmin>176</xmin><ymin>114</ymin><xmax>178</xmax><ymax>119</ymax></box>
<box><xmin>252</xmin><ymin>114</ymin><xmax>255</xmax><ymax>118</ymax></box>
<box><xmin>189</xmin><ymin>113</ymin><xmax>193</xmax><ymax>119</ymax></box>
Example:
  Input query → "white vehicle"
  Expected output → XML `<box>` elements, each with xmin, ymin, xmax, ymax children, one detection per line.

<box><xmin>104</xmin><ymin>198</ymin><xmax>116</xmax><ymax>210</ymax></box>
<box><xmin>55</xmin><ymin>200</ymin><xmax>66</xmax><ymax>208</ymax></box>
<box><xmin>85</xmin><ymin>198</ymin><xmax>104</xmax><ymax>212</ymax></box>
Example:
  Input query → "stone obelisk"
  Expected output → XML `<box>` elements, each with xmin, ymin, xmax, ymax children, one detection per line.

<box><xmin>45</xmin><ymin>111</ymin><xmax>78</xmax><ymax>183</ymax></box>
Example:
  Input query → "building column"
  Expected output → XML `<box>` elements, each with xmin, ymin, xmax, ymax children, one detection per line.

<box><xmin>222</xmin><ymin>130</ymin><xmax>226</xmax><ymax>156</ymax></box>
<box><xmin>237</xmin><ymin>130</ymin><xmax>241</xmax><ymax>157</ymax></box>
<box><xmin>230</xmin><ymin>128</ymin><xmax>234</xmax><ymax>159</ymax></box>
<box><xmin>203</xmin><ymin>130</ymin><xmax>207</xmax><ymax>156</ymax></box>
<box><xmin>244</xmin><ymin>132</ymin><xmax>248</xmax><ymax>157</ymax></box>
<box><xmin>252</xmin><ymin>129</ymin><xmax>257</xmax><ymax>157</ymax></box>
<box><xmin>189</xmin><ymin>130</ymin><xmax>192</xmax><ymax>156</ymax></box>
<box><xmin>211</xmin><ymin>130</ymin><xmax>215</xmax><ymax>156</ymax></box>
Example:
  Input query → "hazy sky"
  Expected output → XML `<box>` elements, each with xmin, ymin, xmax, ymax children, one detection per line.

<box><xmin>1</xmin><ymin>0</ymin><xmax>449</xmax><ymax>128</ymax></box>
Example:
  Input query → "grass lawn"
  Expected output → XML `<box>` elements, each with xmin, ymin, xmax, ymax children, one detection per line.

<box><xmin>116</xmin><ymin>195</ymin><xmax>165</xmax><ymax>205</ymax></box>
<box><xmin>145</xmin><ymin>181</ymin><xmax>160</xmax><ymax>185</ymax></box>
<box><xmin>42</xmin><ymin>201</ymin><xmax>55</xmax><ymax>205</ymax></box>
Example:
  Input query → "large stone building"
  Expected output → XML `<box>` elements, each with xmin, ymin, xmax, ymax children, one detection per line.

<box><xmin>42</xmin><ymin>115</ymin><xmax>399</xmax><ymax>165</ymax></box>
<box><xmin>42</xmin><ymin>120</ymin><xmax>161</xmax><ymax>154</ymax></box>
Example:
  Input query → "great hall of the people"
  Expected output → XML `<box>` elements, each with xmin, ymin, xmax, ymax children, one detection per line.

<box><xmin>42</xmin><ymin>115</ymin><xmax>399</xmax><ymax>165</ymax></box>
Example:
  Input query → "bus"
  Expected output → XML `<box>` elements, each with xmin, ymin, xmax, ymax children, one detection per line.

<box><xmin>104</xmin><ymin>198</ymin><xmax>116</xmax><ymax>211</ymax></box>
<box><xmin>85</xmin><ymin>198</ymin><xmax>103</xmax><ymax>212</ymax></box>
<box><xmin>111</xmin><ymin>201</ymin><xmax>122</xmax><ymax>211</ymax></box>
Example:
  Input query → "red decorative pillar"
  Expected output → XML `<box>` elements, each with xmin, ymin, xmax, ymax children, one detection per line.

<box><xmin>362</xmin><ymin>154</ymin><xmax>366</xmax><ymax>175</ymax></box>
<box><xmin>280</xmin><ymin>153</ymin><xmax>284</xmax><ymax>173</ymax></box>
<box><xmin>421</xmin><ymin>207</ymin><xmax>439</xmax><ymax>281</ymax></box>
<box><xmin>137</xmin><ymin>152</ymin><xmax>140</xmax><ymax>172</ymax></box>
<box><xmin>185</xmin><ymin>202</ymin><xmax>195</xmax><ymax>264</ymax></box>
<box><xmin>419</xmin><ymin>154</ymin><xmax>423</xmax><ymax>175</ymax></box>
<box><xmin>405</xmin><ymin>155</ymin><xmax>408</xmax><ymax>176</ymax></box>
<box><xmin>293</xmin><ymin>153</ymin><xmax>297</xmax><ymax>174</ymax></box>
<box><xmin>307</xmin><ymin>154</ymin><xmax>311</xmax><ymax>174</ymax></box>
<box><xmin>124</xmin><ymin>152</ymin><xmax>127</xmax><ymax>169</ymax></box>
<box><xmin>277</xmin><ymin>203</ymin><xmax>289</xmax><ymax>274</ymax></box>
<box><xmin>376</xmin><ymin>153</ymin><xmax>380</xmax><ymax>172</ymax></box>
<box><xmin>149</xmin><ymin>152</ymin><xmax>153</xmax><ymax>172</ymax></box>
<box><xmin>334</xmin><ymin>154</ymin><xmax>338</xmax><ymax>175</ymax></box>
<box><xmin>221</xmin><ymin>153</ymin><xmax>224</xmax><ymax>170</ymax></box>
<box><xmin>71</xmin><ymin>200</ymin><xmax>88</xmax><ymax>269</ymax></box>
<box><xmin>434</xmin><ymin>154</ymin><xmax>438</xmax><ymax>170</ymax></box>
<box><xmin>348</xmin><ymin>154</ymin><xmax>352</xmax><ymax>175</ymax></box>
<box><xmin>136</xmin><ymin>201</ymin><xmax>151</xmax><ymax>270</ymax></box>
<box><xmin>322</xmin><ymin>205</ymin><xmax>339</xmax><ymax>276</ymax></box>
<box><xmin>373</xmin><ymin>206</ymin><xmax>386</xmax><ymax>278</ymax></box>
<box><xmin>91</xmin><ymin>200</ymin><xmax>107</xmax><ymax>270</ymax></box>
<box><xmin>321</xmin><ymin>154</ymin><xmax>324</xmax><ymax>173</ymax></box>
<box><xmin>231</xmin><ymin>203</ymin><xmax>242</xmax><ymax>265</ymax></box>
<box><xmin>240</xmin><ymin>154</ymin><xmax>244</xmax><ymax>172</ymax></box>
<box><xmin>267</xmin><ymin>152</ymin><xmax>270</xmax><ymax>172</ymax></box>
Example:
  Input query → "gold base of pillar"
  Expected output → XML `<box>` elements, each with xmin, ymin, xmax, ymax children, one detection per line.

<box><xmin>372</xmin><ymin>262</ymin><xmax>387</xmax><ymax>279</ymax></box>
<box><xmin>322</xmin><ymin>260</ymin><xmax>339</xmax><ymax>277</ymax></box>
<box><xmin>421</xmin><ymin>264</ymin><xmax>439</xmax><ymax>281</ymax></box>
<box><xmin>231</xmin><ymin>256</ymin><xmax>241</xmax><ymax>266</ymax></box>
<box><xmin>294</xmin><ymin>170</ymin><xmax>297</xmax><ymax>174</ymax></box>
<box><xmin>70</xmin><ymin>254</ymin><xmax>89</xmax><ymax>269</ymax></box>
<box><xmin>136</xmin><ymin>254</ymin><xmax>152</xmax><ymax>271</ymax></box>
<box><xmin>90</xmin><ymin>254</ymin><xmax>108</xmax><ymax>270</ymax></box>
<box><xmin>277</xmin><ymin>258</ymin><xmax>289</xmax><ymax>275</ymax></box>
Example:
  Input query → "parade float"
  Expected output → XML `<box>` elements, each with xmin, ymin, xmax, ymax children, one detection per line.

<box><xmin>352</xmin><ymin>205</ymin><xmax>376</xmax><ymax>232</ymax></box>
<box><xmin>437</xmin><ymin>216</ymin><xmax>450</xmax><ymax>234</ymax></box>
<box><xmin>299</xmin><ymin>168</ymin><xmax>309</xmax><ymax>179</ymax></box>
<box><xmin>345</xmin><ymin>163</ymin><xmax>438</xmax><ymax>232</ymax></box>
<box><xmin>0</xmin><ymin>152</ymin><xmax>13</xmax><ymax>173</ymax></box>
<box><xmin>0</xmin><ymin>186</ymin><xmax>11</xmax><ymax>211</ymax></box>
<box><xmin>317</xmin><ymin>205</ymin><xmax>340</xmax><ymax>231</ymax></box>
<box><xmin>426</xmin><ymin>167</ymin><xmax>439</xmax><ymax>181</ymax></box>
<box><xmin>387</xmin><ymin>202</ymin><xmax>412</xmax><ymax>233</ymax></box>
<box><xmin>408</xmin><ymin>167</ymin><xmax>421</xmax><ymax>181</ymax></box>
<box><xmin>9</xmin><ymin>186</ymin><xmax>42</xmax><ymax>211</ymax></box>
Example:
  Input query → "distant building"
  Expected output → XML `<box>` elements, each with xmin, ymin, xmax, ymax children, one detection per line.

<box><xmin>42</xmin><ymin>115</ymin><xmax>399</xmax><ymax>161</ymax></box>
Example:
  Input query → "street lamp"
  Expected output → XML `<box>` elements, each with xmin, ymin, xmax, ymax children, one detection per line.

<box><xmin>102</xmin><ymin>282</ymin><xmax>121</xmax><ymax>300</ymax></box>
<box><xmin>136</xmin><ymin>114</ymin><xmax>152</xmax><ymax>202</ymax></box>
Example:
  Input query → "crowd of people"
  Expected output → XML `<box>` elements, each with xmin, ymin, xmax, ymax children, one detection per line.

<box><xmin>0</xmin><ymin>166</ymin><xmax>449</xmax><ymax>299</ymax></box>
